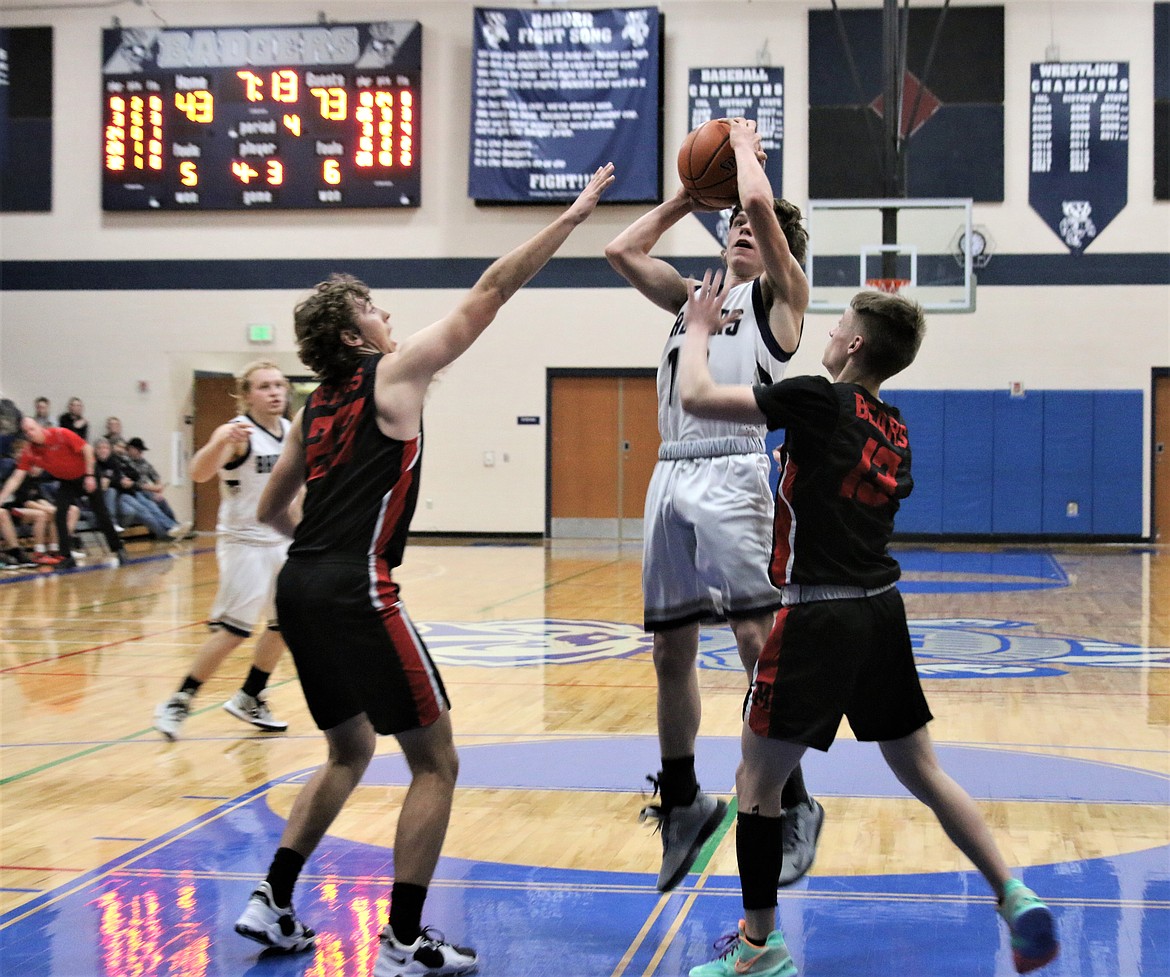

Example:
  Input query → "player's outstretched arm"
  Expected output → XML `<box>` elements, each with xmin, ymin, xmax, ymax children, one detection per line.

<box><xmin>390</xmin><ymin>163</ymin><xmax>615</xmax><ymax>387</ymax></box>
<box><xmin>257</xmin><ymin>409</ymin><xmax>306</xmax><ymax>539</ymax></box>
<box><xmin>604</xmin><ymin>185</ymin><xmax>696</xmax><ymax>314</ymax></box>
<box><xmin>678</xmin><ymin>269</ymin><xmax>765</xmax><ymax>423</ymax></box>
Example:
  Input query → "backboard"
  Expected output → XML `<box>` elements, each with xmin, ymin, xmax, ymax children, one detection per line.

<box><xmin>806</xmin><ymin>198</ymin><xmax>976</xmax><ymax>313</ymax></box>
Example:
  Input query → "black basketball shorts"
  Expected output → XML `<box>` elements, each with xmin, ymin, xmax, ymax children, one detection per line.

<box><xmin>747</xmin><ymin>587</ymin><xmax>933</xmax><ymax>751</ymax></box>
<box><xmin>276</xmin><ymin>558</ymin><xmax>450</xmax><ymax>735</ymax></box>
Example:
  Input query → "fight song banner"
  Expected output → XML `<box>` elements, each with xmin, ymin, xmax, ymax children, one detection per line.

<box><xmin>467</xmin><ymin>6</ymin><xmax>661</xmax><ymax>203</ymax></box>
<box><xmin>1029</xmin><ymin>61</ymin><xmax>1129</xmax><ymax>253</ymax></box>
<box><xmin>686</xmin><ymin>66</ymin><xmax>784</xmax><ymax>247</ymax></box>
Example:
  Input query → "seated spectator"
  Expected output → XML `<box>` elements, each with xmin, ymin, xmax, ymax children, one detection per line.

<box><xmin>2</xmin><ymin>496</ymin><xmax>57</xmax><ymax>566</ymax></box>
<box><xmin>59</xmin><ymin>397</ymin><xmax>89</xmax><ymax>443</ymax></box>
<box><xmin>32</xmin><ymin>397</ymin><xmax>53</xmax><ymax>427</ymax></box>
<box><xmin>103</xmin><ymin>416</ymin><xmax>127</xmax><ymax>449</ymax></box>
<box><xmin>0</xmin><ymin>417</ymin><xmax>126</xmax><ymax>568</ymax></box>
<box><xmin>95</xmin><ymin>437</ymin><xmax>186</xmax><ymax>540</ymax></box>
<box><xmin>124</xmin><ymin>437</ymin><xmax>177</xmax><ymax>521</ymax></box>
<box><xmin>0</xmin><ymin>507</ymin><xmax>36</xmax><ymax>569</ymax></box>
<box><xmin>0</xmin><ymin>396</ymin><xmax>20</xmax><ymax>482</ymax></box>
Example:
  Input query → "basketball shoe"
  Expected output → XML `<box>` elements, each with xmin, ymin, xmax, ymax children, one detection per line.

<box><xmin>689</xmin><ymin>920</ymin><xmax>797</xmax><ymax>977</ymax></box>
<box><xmin>998</xmin><ymin>879</ymin><xmax>1059</xmax><ymax>973</ymax></box>
<box><xmin>223</xmin><ymin>689</ymin><xmax>288</xmax><ymax>732</ymax></box>
<box><xmin>777</xmin><ymin>797</ymin><xmax>825</xmax><ymax>886</ymax></box>
<box><xmin>154</xmin><ymin>690</ymin><xmax>192</xmax><ymax>740</ymax></box>
<box><xmin>641</xmin><ymin>776</ymin><xmax>727</xmax><ymax>891</ymax></box>
<box><xmin>234</xmin><ymin>881</ymin><xmax>315</xmax><ymax>952</ymax></box>
<box><xmin>374</xmin><ymin>925</ymin><xmax>478</xmax><ymax>977</ymax></box>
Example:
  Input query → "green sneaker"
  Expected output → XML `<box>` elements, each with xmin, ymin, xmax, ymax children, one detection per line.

<box><xmin>689</xmin><ymin>920</ymin><xmax>797</xmax><ymax>977</ymax></box>
<box><xmin>998</xmin><ymin>879</ymin><xmax>1059</xmax><ymax>973</ymax></box>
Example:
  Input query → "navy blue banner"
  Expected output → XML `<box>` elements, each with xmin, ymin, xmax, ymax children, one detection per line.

<box><xmin>468</xmin><ymin>7</ymin><xmax>661</xmax><ymax>203</ymax></box>
<box><xmin>1029</xmin><ymin>62</ymin><xmax>1129</xmax><ymax>253</ymax></box>
<box><xmin>1</xmin><ymin>27</ymin><xmax>53</xmax><ymax>213</ymax></box>
<box><xmin>685</xmin><ymin>66</ymin><xmax>784</xmax><ymax>246</ymax></box>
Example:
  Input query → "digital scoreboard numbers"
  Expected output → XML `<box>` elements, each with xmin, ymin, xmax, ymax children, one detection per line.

<box><xmin>101</xmin><ymin>21</ymin><xmax>421</xmax><ymax>211</ymax></box>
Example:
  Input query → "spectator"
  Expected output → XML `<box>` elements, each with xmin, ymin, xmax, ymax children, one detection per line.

<box><xmin>0</xmin><ymin>418</ymin><xmax>127</xmax><ymax>568</ymax></box>
<box><xmin>95</xmin><ymin>437</ymin><xmax>185</xmax><ymax>540</ymax></box>
<box><xmin>32</xmin><ymin>397</ymin><xmax>52</xmax><ymax>427</ymax></box>
<box><xmin>4</xmin><ymin>444</ymin><xmax>81</xmax><ymax>562</ymax></box>
<box><xmin>0</xmin><ymin>507</ymin><xmax>36</xmax><ymax>569</ymax></box>
<box><xmin>104</xmin><ymin>416</ymin><xmax>127</xmax><ymax>449</ymax></box>
<box><xmin>0</xmin><ymin>396</ymin><xmax>20</xmax><ymax>482</ymax></box>
<box><xmin>124</xmin><ymin>437</ymin><xmax>178</xmax><ymax>521</ymax></box>
<box><xmin>58</xmin><ymin>397</ymin><xmax>89</xmax><ymax>443</ymax></box>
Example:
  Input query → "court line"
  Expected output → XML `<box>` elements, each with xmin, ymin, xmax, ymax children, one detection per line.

<box><xmin>0</xmin><ymin>621</ymin><xmax>204</xmax><ymax>674</ymax></box>
<box><xmin>0</xmin><ymin>777</ymin><xmax>294</xmax><ymax>930</ymax></box>
<box><xmin>476</xmin><ymin>557</ymin><xmax>631</xmax><ymax>614</ymax></box>
<box><xmin>0</xmin><ymin>678</ymin><xmax>301</xmax><ymax>786</ymax></box>
<box><xmin>638</xmin><ymin>798</ymin><xmax>739</xmax><ymax>977</ymax></box>
<box><xmin>607</xmin><ymin>796</ymin><xmax>738</xmax><ymax>977</ymax></box>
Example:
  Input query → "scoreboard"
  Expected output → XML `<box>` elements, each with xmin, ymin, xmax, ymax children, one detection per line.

<box><xmin>101</xmin><ymin>21</ymin><xmax>421</xmax><ymax>211</ymax></box>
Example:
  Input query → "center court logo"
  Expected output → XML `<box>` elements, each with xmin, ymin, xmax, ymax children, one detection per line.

<box><xmin>414</xmin><ymin>618</ymin><xmax>1170</xmax><ymax>678</ymax></box>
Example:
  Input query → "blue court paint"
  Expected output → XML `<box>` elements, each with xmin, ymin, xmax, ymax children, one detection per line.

<box><xmin>1</xmin><ymin>738</ymin><xmax>1166</xmax><ymax>977</ymax></box>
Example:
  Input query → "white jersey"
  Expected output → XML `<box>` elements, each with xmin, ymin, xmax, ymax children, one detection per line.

<box><xmin>657</xmin><ymin>278</ymin><xmax>793</xmax><ymax>446</ymax></box>
<box><xmin>217</xmin><ymin>414</ymin><xmax>290</xmax><ymax>545</ymax></box>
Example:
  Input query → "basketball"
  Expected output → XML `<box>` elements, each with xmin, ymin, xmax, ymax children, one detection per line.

<box><xmin>677</xmin><ymin>119</ymin><xmax>739</xmax><ymax>208</ymax></box>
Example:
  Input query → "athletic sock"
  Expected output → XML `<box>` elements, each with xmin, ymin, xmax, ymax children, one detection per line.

<box><xmin>388</xmin><ymin>881</ymin><xmax>428</xmax><ymax>945</ymax></box>
<box><xmin>241</xmin><ymin>666</ymin><xmax>270</xmax><ymax>699</ymax></box>
<box><xmin>659</xmin><ymin>755</ymin><xmax>699</xmax><ymax>809</ymax></box>
<box><xmin>265</xmin><ymin>847</ymin><xmax>305</xmax><ymax>908</ymax></box>
<box><xmin>780</xmin><ymin>763</ymin><xmax>810</xmax><ymax>809</ymax></box>
<box><xmin>737</xmin><ymin>811</ymin><xmax>784</xmax><ymax>912</ymax></box>
<box><xmin>179</xmin><ymin>675</ymin><xmax>203</xmax><ymax>696</ymax></box>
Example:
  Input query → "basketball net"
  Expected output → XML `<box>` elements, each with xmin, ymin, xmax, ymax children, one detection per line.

<box><xmin>865</xmin><ymin>278</ymin><xmax>911</xmax><ymax>294</ymax></box>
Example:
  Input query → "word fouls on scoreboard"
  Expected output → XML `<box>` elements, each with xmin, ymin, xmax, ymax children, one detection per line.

<box><xmin>102</xmin><ymin>68</ymin><xmax>415</xmax><ymax>190</ymax></box>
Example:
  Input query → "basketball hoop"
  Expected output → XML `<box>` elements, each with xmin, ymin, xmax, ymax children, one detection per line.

<box><xmin>865</xmin><ymin>278</ymin><xmax>911</xmax><ymax>294</ymax></box>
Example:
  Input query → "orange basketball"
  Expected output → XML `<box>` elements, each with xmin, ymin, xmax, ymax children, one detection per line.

<box><xmin>677</xmin><ymin>119</ymin><xmax>739</xmax><ymax>208</ymax></box>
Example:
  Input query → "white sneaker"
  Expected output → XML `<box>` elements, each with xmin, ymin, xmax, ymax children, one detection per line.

<box><xmin>234</xmin><ymin>881</ymin><xmax>315</xmax><ymax>952</ymax></box>
<box><xmin>374</xmin><ymin>925</ymin><xmax>478</xmax><ymax>977</ymax></box>
<box><xmin>223</xmin><ymin>689</ymin><xmax>288</xmax><ymax>732</ymax></box>
<box><xmin>167</xmin><ymin>520</ymin><xmax>193</xmax><ymax>540</ymax></box>
<box><xmin>154</xmin><ymin>690</ymin><xmax>192</xmax><ymax>740</ymax></box>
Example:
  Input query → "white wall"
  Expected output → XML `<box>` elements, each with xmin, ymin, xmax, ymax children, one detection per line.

<box><xmin>2</xmin><ymin>0</ymin><xmax>1168</xmax><ymax>533</ymax></box>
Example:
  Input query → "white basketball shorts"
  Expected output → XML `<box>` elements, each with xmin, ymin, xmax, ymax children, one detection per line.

<box><xmin>209</xmin><ymin>536</ymin><xmax>289</xmax><ymax>636</ymax></box>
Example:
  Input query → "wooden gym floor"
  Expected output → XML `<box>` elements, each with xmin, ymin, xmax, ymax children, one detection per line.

<box><xmin>0</xmin><ymin>537</ymin><xmax>1167</xmax><ymax>976</ymax></box>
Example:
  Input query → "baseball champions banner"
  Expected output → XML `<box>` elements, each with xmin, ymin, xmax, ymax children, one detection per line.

<box><xmin>685</xmin><ymin>66</ymin><xmax>784</xmax><ymax>246</ymax></box>
<box><xmin>468</xmin><ymin>6</ymin><xmax>661</xmax><ymax>203</ymax></box>
<box><xmin>1028</xmin><ymin>61</ymin><xmax>1129</xmax><ymax>253</ymax></box>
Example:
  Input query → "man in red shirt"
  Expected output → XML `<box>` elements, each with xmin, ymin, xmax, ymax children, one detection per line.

<box><xmin>0</xmin><ymin>417</ymin><xmax>127</xmax><ymax>567</ymax></box>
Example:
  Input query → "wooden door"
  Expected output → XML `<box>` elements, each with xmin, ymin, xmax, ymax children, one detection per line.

<box><xmin>548</xmin><ymin>372</ymin><xmax>659</xmax><ymax>538</ymax></box>
<box><xmin>1154</xmin><ymin>371</ymin><xmax>1170</xmax><ymax>542</ymax></box>
<box><xmin>192</xmin><ymin>375</ymin><xmax>237</xmax><ymax>532</ymax></box>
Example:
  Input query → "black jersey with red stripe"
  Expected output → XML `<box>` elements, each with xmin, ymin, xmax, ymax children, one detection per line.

<box><xmin>289</xmin><ymin>355</ymin><xmax>421</xmax><ymax>570</ymax></box>
<box><xmin>752</xmin><ymin>375</ymin><xmax>912</xmax><ymax>589</ymax></box>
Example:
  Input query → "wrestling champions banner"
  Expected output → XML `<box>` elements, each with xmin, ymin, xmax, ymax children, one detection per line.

<box><xmin>1028</xmin><ymin>61</ymin><xmax>1129</xmax><ymax>253</ymax></box>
